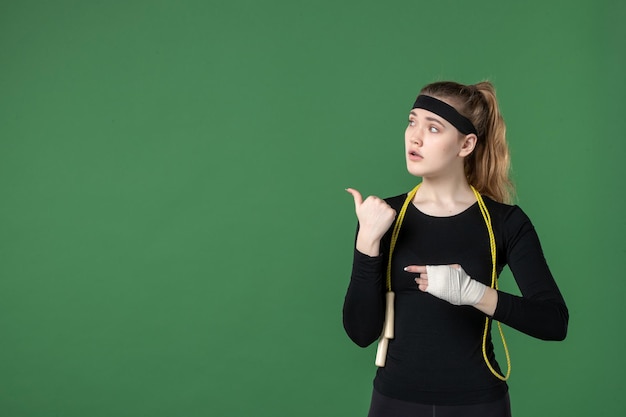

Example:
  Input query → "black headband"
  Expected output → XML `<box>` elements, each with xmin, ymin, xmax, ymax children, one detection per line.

<box><xmin>412</xmin><ymin>95</ymin><xmax>477</xmax><ymax>135</ymax></box>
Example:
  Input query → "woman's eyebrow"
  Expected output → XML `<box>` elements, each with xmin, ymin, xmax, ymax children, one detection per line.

<box><xmin>409</xmin><ymin>111</ymin><xmax>446</xmax><ymax>126</ymax></box>
<box><xmin>425</xmin><ymin>116</ymin><xmax>445</xmax><ymax>126</ymax></box>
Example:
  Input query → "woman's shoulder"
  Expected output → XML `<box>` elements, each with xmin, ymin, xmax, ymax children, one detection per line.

<box><xmin>482</xmin><ymin>196</ymin><xmax>528</xmax><ymax>218</ymax></box>
<box><xmin>384</xmin><ymin>193</ymin><xmax>411</xmax><ymax>211</ymax></box>
<box><xmin>482</xmin><ymin>196</ymin><xmax>535</xmax><ymax>237</ymax></box>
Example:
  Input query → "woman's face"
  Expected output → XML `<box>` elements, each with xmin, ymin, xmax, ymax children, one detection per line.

<box><xmin>404</xmin><ymin>106</ymin><xmax>471</xmax><ymax>179</ymax></box>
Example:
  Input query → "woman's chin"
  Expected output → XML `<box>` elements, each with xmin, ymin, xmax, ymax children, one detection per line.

<box><xmin>405</xmin><ymin>164</ymin><xmax>425</xmax><ymax>178</ymax></box>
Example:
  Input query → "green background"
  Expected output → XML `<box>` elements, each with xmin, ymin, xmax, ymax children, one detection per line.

<box><xmin>1</xmin><ymin>0</ymin><xmax>624</xmax><ymax>416</ymax></box>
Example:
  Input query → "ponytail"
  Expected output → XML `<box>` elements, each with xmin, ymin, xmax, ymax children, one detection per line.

<box><xmin>420</xmin><ymin>81</ymin><xmax>514</xmax><ymax>203</ymax></box>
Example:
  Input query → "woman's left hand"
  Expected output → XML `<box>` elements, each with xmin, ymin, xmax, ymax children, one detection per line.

<box><xmin>404</xmin><ymin>264</ymin><xmax>486</xmax><ymax>306</ymax></box>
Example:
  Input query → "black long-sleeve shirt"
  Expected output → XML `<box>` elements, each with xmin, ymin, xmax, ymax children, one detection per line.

<box><xmin>343</xmin><ymin>194</ymin><xmax>568</xmax><ymax>405</ymax></box>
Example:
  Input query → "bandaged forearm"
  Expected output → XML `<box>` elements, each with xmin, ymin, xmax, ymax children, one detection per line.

<box><xmin>425</xmin><ymin>265</ymin><xmax>487</xmax><ymax>306</ymax></box>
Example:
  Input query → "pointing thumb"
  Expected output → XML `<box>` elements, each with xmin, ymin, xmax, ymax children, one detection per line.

<box><xmin>345</xmin><ymin>188</ymin><xmax>363</xmax><ymax>209</ymax></box>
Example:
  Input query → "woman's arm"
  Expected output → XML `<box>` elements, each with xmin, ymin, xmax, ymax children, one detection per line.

<box><xmin>342</xmin><ymin>249</ymin><xmax>386</xmax><ymax>347</ymax></box>
<box><xmin>342</xmin><ymin>189</ymin><xmax>398</xmax><ymax>347</ymax></box>
<box><xmin>492</xmin><ymin>206</ymin><xmax>569</xmax><ymax>341</ymax></box>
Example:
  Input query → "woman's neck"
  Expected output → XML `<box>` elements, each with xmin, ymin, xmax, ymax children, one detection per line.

<box><xmin>412</xmin><ymin>177</ymin><xmax>476</xmax><ymax>217</ymax></box>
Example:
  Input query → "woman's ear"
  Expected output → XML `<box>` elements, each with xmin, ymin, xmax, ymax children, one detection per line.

<box><xmin>458</xmin><ymin>134</ymin><xmax>477</xmax><ymax>157</ymax></box>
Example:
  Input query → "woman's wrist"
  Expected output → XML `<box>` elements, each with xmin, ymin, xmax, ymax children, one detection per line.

<box><xmin>474</xmin><ymin>287</ymin><xmax>498</xmax><ymax>317</ymax></box>
<box><xmin>355</xmin><ymin>233</ymin><xmax>381</xmax><ymax>257</ymax></box>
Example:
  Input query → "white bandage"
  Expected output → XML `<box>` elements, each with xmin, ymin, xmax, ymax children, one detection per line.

<box><xmin>425</xmin><ymin>265</ymin><xmax>487</xmax><ymax>306</ymax></box>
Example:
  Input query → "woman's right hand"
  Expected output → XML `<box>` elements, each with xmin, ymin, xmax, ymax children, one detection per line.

<box><xmin>346</xmin><ymin>188</ymin><xmax>397</xmax><ymax>256</ymax></box>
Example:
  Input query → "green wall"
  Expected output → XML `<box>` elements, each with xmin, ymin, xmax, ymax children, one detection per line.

<box><xmin>1</xmin><ymin>1</ymin><xmax>624</xmax><ymax>416</ymax></box>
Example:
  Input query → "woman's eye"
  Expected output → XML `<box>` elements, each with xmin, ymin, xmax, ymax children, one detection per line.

<box><xmin>429</xmin><ymin>126</ymin><xmax>439</xmax><ymax>133</ymax></box>
<box><xmin>408</xmin><ymin>120</ymin><xmax>415</xmax><ymax>127</ymax></box>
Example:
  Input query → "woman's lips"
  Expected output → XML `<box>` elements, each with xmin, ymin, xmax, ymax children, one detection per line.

<box><xmin>408</xmin><ymin>150</ymin><xmax>423</xmax><ymax>161</ymax></box>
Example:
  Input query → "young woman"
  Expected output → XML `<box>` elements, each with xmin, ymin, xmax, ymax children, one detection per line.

<box><xmin>343</xmin><ymin>81</ymin><xmax>568</xmax><ymax>417</ymax></box>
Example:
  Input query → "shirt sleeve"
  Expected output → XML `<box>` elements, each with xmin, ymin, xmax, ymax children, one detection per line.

<box><xmin>492</xmin><ymin>206</ymin><xmax>569</xmax><ymax>341</ymax></box>
<box><xmin>342</xmin><ymin>247</ymin><xmax>387</xmax><ymax>348</ymax></box>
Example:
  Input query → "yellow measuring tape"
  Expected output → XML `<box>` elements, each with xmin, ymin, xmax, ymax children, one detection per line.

<box><xmin>385</xmin><ymin>184</ymin><xmax>511</xmax><ymax>381</ymax></box>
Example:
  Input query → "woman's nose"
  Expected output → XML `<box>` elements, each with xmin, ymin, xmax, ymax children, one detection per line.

<box><xmin>410</xmin><ymin>129</ymin><xmax>422</xmax><ymax>145</ymax></box>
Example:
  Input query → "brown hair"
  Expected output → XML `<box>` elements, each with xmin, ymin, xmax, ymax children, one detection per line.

<box><xmin>419</xmin><ymin>81</ymin><xmax>514</xmax><ymax>204</ymax></box>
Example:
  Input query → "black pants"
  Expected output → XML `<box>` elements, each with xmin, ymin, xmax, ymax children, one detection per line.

<box><xmin>367</xmin><ymin>389</ymin><xmax>512</xmax><ymax>417</ymax></box>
